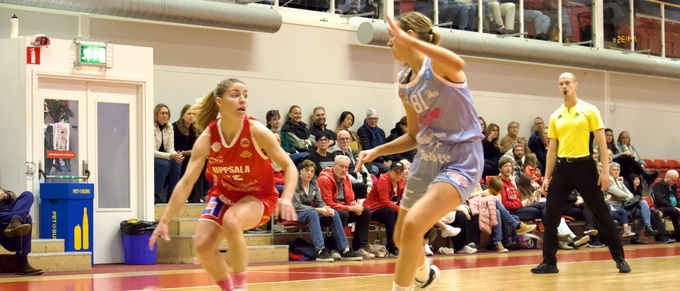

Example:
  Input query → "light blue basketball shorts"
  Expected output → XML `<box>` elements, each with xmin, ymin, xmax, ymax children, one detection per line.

<box><xmin>401</xmin><ymin>141</ymin><xmax>483</xmax><ymax>210</ymax></box>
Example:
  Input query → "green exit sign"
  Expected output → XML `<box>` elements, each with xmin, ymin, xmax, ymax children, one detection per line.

<box><xmin>74</xmin><ymin>39</ymin><xmax>111</xmax><ymax>68</ymax></box>
<box><xmin>80</xmin><ymin>45</ymin><xmax>106</xmax><ymax>65</ymax></box>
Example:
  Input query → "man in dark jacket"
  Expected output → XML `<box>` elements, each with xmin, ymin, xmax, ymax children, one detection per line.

<box><xmin>652</xmin><ymin>170</ymin><xmax>680</xmax><ymax>241</ymax></box>
<box><xmin>0</xmin><ymin>187</ymin><xmax>43</xmax><ymax>275</ymax></box>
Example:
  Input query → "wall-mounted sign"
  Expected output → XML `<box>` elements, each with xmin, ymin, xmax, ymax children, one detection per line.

<box><xmin>73</xmin><ymin>39</ymin><xmax>112</xmax><ymax>68</ymax></box>
<box><xmin>27</xmin><ymin>46</ymin><xmax>40</xmax><ymax>65</ymax></box>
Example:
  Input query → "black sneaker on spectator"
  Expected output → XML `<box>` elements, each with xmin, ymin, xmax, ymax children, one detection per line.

<box><xmin>316</xmin><ymin>248</ymin><xmax>334</xmax><ymax>262</ymax></box>
<box><xmin>340</xmin><ymin>250</ymin><xmax>363</xmax><ymax>261</ymax></box>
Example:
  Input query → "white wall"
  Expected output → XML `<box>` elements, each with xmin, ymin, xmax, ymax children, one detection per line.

<box><xmin>1</xmin><ymin>5</ymin><xmax>679</xmax><ymax>163</ymax></box>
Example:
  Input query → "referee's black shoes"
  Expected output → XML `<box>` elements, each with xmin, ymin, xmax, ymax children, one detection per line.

<box><xmin>531</xmin><ymin>263</ymin><xmax>559</xmax><ymax>274</ymax></box>
<box><xmin>616</xmin><ymin>260</ymin><xmax>632</xmax><ymax>273</ymax></box>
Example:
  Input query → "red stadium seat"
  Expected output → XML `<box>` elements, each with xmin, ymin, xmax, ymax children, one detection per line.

<box><xmin>643</xmin><ymin>158</ymin><xmax>654</xmax><ymax>169</ymax></box>
<box><xmin>653</xmin><ymin>159</ymin><xmax>668</xmax><ymax>171</ymax></box>
<box><xmin>666</xmin><ymin>159</ymin><xmax>680</xmax><ymax>171</ymax></box>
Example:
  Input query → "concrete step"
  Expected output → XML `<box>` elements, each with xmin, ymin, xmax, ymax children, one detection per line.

<box><xmin>157</xmin><ymin>235</ymin><xmax>285</xmax><ymax>264</ymax></box>
<box><xmin>154</xmin><ymin>203</ymin><xmax>206</xmax><ymax>220</ymax></box>
<box><xmin>0</xmin><ymin>239</ymin><xmax>65</xmax><ymax>255</ymax></box>
<box><xmin>0</xmin><ymin>252</ymin><xmax>92</xmax><ymax>273</ymax></box>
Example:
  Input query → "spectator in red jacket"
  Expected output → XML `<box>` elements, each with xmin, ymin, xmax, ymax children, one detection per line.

<box><xmin>318</xmin><ymin>156</ymin><xmax>374</xmax><ymax>258</ymax></box>
<box><xmin>363</xmin><ymin>162</ymin><xmax>406</xmax><ymax>256</ymax></box>
<box><xmin>498</xmin><ymin>155</ymin><xmax>544</xmax><ymax>221</ymax></box>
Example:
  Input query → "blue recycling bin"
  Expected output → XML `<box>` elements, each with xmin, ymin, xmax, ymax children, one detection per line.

<box><xmin>39</xmin><ymin>183</ymin><xmax>94</xmax><ymax>265</ymax></box>
<box><xmin>122</xmin><ymin>232</ymin><xmax>157</xmax><ymax>265</ymax></box>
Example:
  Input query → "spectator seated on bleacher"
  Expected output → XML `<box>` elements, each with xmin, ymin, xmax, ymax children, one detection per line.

<box><xmin>605</xmin><ymin>162</ymin><xmax>658</xmax><ymax>237</ymax></box>
<box><xmin>309</xmin><ymin>106</ymin><xmax>337</xmax><ymax>147</ymax></box>
<box><xmin>616</xmin><ymin>130</ymin><xmax>658</xmax><ymax>183</ymax></box>
<box><xmin>505</xmin><ymin>143</ymin><xmax>526</xmax><ymax>184</ymax></box>
<box><xmin>542</xmin><ymin>0</ymin><xmax>572</xmax><ymax>42</ymax></box>
<box><xmin>499</xmin><ymin>121</ymin><xmax>530</xmax><ymax>153</ymax></box>
<box><xmin>652</xmin><ymin>170</ymin><xmax>680</xmax><ymax>242</ymax></box>
<box><xmin>605</xmin><ymin>128</ymin><xmax>657</xmax><ymax>185</ymax></box>
<box><xmin>357</xmin><ymin>109</ymin><xmax>392</xmax><ymax>174</ymax></box>
<box><xmin>174</xmin><ymin>104</ymin><xmax>207</xmax><ymax>203</ymax></box>
<box><xmin>0</xmin><ymin>188</ymin><xmax>43</xmax><ymax>275</ymax></box>
<box><xmin>318</xmin><ymin>156</ymin><xmax>375</xmax><ymax>258</ymax></box>
<box><xmin>335</xmin><ymin>111</ymin><xmax>362</xmax><ymax>152</ymax></box>
<box><xmin>362</xmin><ymin>162</ymin><xmax>406</xmax><ymax>256</ymax></box>
<box><xmin>485</xmin><ymin>0</ymin><xmax>515</xmax><ymax>34</ymax></box>
<box><xmin>523</xmin><ymin>153</ymin><xmax>542</xmax><ymax>185</ymax></box>
<box><xmin>482</xmin><ymin>123</ymin><xmax>503</xmax><ymax>178</ymax></box>
<box><xmin>500</xmin><ymin>0</ymin><xmax>551</xmax><ymax>40</ymax></box>
<box><xmin>308</xmin><ymin>132</ymin><xmax>337</xmax><ymax>177</ymax></box>
<box><xmin>469</xmin><ymin>177</ymin><xmax>537</xmax><ymax>252</ymax></box>
<box><xmin>292</xmin><ymin>160</ymin><xmax>363</xmax><ymax>262</ymax></box>
<box><xmin>328</xmin><ymin>130</ymin><xmax>371</xmax><ymax>199</ymax></box>
<box><xmin>498</xmin><ymin>156</ymin><xmax>545</xmax><ymax>221</ymax></box>
<box><xmin>281</xmin><ymin>105</ymin><xmax>314</xmax><ymax>152</ymax></box>
<box><xmin>154</xmin><ymin>103</ymin><xmax>182</xmax><ymax>204</ymax></box>
<box><xmin>528</xmin><ymin>126</ymin><xmax>548</xmax><ymax>174</ymax></box>
<box><xmin>271</xmin><ymin>109</ymin><xmax>308</xmax><ymax>166</ymax></box>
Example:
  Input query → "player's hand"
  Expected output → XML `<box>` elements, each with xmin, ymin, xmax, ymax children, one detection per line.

<box><xmin>149</xmin><ymin>222</ymin><xmax>170</xmax><ymax>250</ymax></box>
<box><xmin>277</xmin><ymin>199</ymin><xmax>297</xmax><ymax>221</ymax></box>
<box><xmin>355</xmin><ymin>149</ymin><xmax>379</xmax><ymax>173</ymax></box>
<box><xmin>541</xmin><ymin>177</ymin><xmax>551</xmax><ymax>195</ymax></box>
<box><xmin>599</xmin><ymin>173</ymin><xmax>611</xmax><ymax>191</ymax></box>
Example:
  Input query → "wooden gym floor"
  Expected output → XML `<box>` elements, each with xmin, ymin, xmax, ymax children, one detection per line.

<box><xmin>0</xmin><ymin>243</ymin><xmax>678</xmax><ymax>291</ymax></box>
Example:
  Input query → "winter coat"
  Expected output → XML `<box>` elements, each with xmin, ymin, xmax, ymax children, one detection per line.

<box><xmin>469</xmin><ymin>195</ymin><xmax>498</xmax><ymax>234</ymax></box>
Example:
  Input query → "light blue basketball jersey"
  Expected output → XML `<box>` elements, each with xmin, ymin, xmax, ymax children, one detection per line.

<box><xmin>396</xmin><ymin>56</ymin><xmax>484</xmax><ymax>208</ymax></box>
<box><xmin>397</xmin><ymin>56</ymin><xmax>484</xmax><ymax>145</ymax></box>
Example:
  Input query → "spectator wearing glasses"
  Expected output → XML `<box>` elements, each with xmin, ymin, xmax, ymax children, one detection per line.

<box><xmin>653</xmin><ymin>170</ymin><xmax>680</xmax><ymax>242</ymax></box>
<box><xmin>308</xmin><ymin>132</ymin><xmax>337</xmax><ymax>176</ymax></box>
<box><xmin>335</xmin><ymin>111</ymin><xmax>362</xmax><ymax>152</ymax></box>
<box><xmin>329</xmin><ymin>130</ymin><xmax>373</xmax><ymax>196</ymax></box>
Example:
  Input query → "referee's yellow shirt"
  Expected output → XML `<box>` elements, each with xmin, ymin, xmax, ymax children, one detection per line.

<box><xmin>548</xmin><ymin>100</ymin><xmax>603</xmax><ymax>158</ymax></box>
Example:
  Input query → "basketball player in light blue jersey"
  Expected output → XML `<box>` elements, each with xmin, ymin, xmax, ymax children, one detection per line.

<box><xmin>355</xmin><ymin>12</ymin><xmax>484</xmax><ymax>291</ymax></box>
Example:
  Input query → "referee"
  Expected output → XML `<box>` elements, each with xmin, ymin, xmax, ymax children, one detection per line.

<box><xmin>531</xmin><ymin>72</ymin><xmax>630</xmax><ymax>274</ymax></box>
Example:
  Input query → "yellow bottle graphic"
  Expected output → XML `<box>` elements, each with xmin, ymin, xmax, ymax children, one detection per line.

<box><xmin>74</xmin><ymin>224</ymin><xmax>82</xmax><ymax>250</ymax></box>
<box><xmin>82</xmin><ymin>208</ymin><xmax>89</xmax><ymax>250</ymax></box>
<box><xmin>72</xmin><ymin>207</ymin><xmax>90</xmax><ymax>251</ymax></box>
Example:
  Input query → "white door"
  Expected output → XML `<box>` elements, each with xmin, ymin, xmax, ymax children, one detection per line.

<box><xmin>35</xmin><ymin>78</ymin><xmax>89</xmax><ymax>229</ymax></box>
<box><xmin>87</xmin><ymin>82</ymin><xmax>140</xmax><ymax>264</ymax></box>
<box><xmin>35</xmin><ymin>75</ymin><xmax>146</xmax><ymax>264</ymax></box>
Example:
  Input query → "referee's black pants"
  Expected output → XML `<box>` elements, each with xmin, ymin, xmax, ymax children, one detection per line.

<box><xmin>542</xmin><ymin>158</ymin><xmax>624</xmax><ymax>266</ymax></box>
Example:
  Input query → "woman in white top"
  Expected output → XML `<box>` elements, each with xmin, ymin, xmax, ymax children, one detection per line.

<box><xmin>154</xmin><ymin>103</ymin><xmax>183</xmax><ymax>203</ymax></box>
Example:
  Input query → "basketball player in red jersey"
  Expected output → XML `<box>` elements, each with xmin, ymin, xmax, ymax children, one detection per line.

<box><xmin>150</xmin><ymin>78</ymin><xmax>298</xmax><ymax>291</ymax></box>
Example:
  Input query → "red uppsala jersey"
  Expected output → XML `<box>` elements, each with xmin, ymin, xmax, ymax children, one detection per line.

<box><xmin>204</xmin><ymin>116</ymin><xmax>277</xmax><ymax>205</ymax></box>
